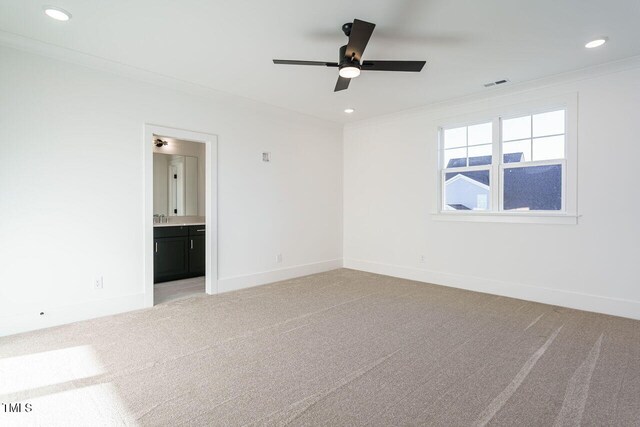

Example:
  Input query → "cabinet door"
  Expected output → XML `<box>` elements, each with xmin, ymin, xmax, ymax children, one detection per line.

<box><xmin>154</xmin><ymin>237</ymin><xmax>189</xmax><ymax>283</ymax></box>
<box><xmin>188</xmin><ymin>235</ymin><xmax>206</xmax><ymax>277</ymax></box>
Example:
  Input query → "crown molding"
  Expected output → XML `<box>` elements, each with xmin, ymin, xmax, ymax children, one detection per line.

<box><xmin>2</xmin><ymin>30</ymin><xmax>638</xmax><ymax>130</ymax></box>
<box><xmin>0</xmin><ymin>30</ymin><xmax>342</xmax><ymax>127</ymax></box>
<box><xmin>345</xmin><ymin>54</ymin><xmax>640</xmax><ymax>129</ymax></box>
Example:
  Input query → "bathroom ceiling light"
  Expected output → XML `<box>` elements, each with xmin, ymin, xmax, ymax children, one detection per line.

<box><xmin>44</xmin><ymin>6</ymin><xmax>72</xmax><ymax>21</ymax></box>
<box><xmin>344</xmin><ymin>108</ymin><xmax>355</xmax><ymax>114</ymax></box>
<box><xmin>154</xmin><ymin>139</ymin><xmax>168</xmax><ymax>148</ymax></box>
<box><xmin>585</xmin><ymin>38</ymin><xmax>607</xmax><ymax>49</ymax></box>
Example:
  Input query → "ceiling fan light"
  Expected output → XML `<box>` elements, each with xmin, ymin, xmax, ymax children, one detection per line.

<box><xmin>339</xmin><ymin>66</ymin><xmax>361</xmax><ymax>79</ymax></box>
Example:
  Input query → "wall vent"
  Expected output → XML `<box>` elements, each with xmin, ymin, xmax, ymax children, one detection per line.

<box><xmin>484</xmin><ymin>79</ymin><xmax>510</xmax><ymax>88</ymax></box>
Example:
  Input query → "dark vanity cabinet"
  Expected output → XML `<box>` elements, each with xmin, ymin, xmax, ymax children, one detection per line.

<box><xmin>189</xmin><ymin>225</ymin><xmax>205</xmax><ymax>277</ymax></box>
<box><xmin>154</xmin><ymin>225</ymin><xmax>205</xmax><ymax>283</ymax></box>
<box><xmin>154</xmin><ymin>234</ymin><xmax>189</xmax><ymax>282</ymax></box>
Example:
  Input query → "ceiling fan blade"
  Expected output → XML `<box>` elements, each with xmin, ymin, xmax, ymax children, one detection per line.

<box><xmin>345</xmin><ymin>19</ymin><xmax>376</xmax><ymax>62</ymax></box>
<box><xmin>361</xmin><ymin>60</ymin><xmax>426</xmax><ymax>72</ymax></box>
<box><xmin>273</xmin><ymin>59</ymin><xmax>338</xmax><ymax>67</ymax></box>
<box><xmin>334</xmin><ymin>76</ymin><xmax>351</xmax><ymax>92</ymax></box>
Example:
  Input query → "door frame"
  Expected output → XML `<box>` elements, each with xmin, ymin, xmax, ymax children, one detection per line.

<box><xmin>143</xmin><ymin>124</ymin><xmax>218</xmax><ymax>307</ymax></box>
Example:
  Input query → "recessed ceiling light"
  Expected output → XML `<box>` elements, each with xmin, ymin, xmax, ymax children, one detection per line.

<box><xmin>344</xmin><ymin>108</ymin><xmax>355</xmax><ymax>114</ymax></box>
<box><xmin>585</xmin><ymin>37</ymin><xmax>607</xmax><ymax>49</ymax></box>
<box><xmin>43</xmin><ymin>6</ymin><xmax>72</xmax><ymax>21</ymax></box>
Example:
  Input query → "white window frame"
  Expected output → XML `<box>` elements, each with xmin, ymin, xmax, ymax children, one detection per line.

<box><xmin>434</xmin><ymin>93</ymin><xmax>578</xmax><ymax>224</ymax></box>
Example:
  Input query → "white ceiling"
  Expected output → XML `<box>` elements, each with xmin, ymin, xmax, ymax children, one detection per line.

<box><xmin>1</xmin><ymin>0</ymin><xmax>639</xmax><ymax>123</ymax></box>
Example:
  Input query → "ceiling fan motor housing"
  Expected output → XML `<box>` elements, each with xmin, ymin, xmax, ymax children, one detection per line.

<box><xmin>339</xmin><ymin>44</ymin><xmax>360</xmax><ymax>70</ymax></box>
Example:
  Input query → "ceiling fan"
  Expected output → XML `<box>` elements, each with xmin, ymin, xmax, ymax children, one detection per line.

<box><xmin>273</xmin><ymin>19</ymin><xmax>426</xmax><ymax>92</ymax></box>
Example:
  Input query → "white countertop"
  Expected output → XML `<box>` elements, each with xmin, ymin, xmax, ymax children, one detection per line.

<box><xmin>153</xmin><ymin>222</ymin><xmax>205</xmax><ymax>227</ymax></box>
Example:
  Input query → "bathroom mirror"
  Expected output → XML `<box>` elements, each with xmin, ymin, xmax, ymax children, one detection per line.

<box><xmin>153</xmin><ymin>153</ymin><xmax>198</xmax><ymax>216</ymax></box>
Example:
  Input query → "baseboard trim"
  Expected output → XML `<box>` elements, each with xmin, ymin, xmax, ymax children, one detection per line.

<box><xmin>0</xmin><ymin>293</ymin><xmax>145</xmax><ymax>337</ymax></box>
<box><xmin>344</xmin><ymin>258</ymin><xmax>640</xmax><ymax>320</ymax></box>
<box><xmin>218</xmin><ymin>259</ymin><xmax>343</xmax><ymax>293</ymax></box>
<box><xmin>7</xmin><ymin>257</ymin><xmax>633</xmax><ymax>337</ymax></box>
<box><xmin>1</xmin><ymin>260</ymin><xmax>344</xmax><ymax>337</ymax></box>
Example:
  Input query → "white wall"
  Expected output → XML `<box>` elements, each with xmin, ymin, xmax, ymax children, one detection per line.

<box><xmin>0</xmin><ymin>46</ymin><xmax>343</xmax><ymax>335</ymax></box>
<box><xmin>344</xmin><ymin>61</ymin><xmax>640</xmax><ymax>320</ymax></box>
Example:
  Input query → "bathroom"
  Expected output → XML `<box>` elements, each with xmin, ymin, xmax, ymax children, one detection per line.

<box><xmin>152</xmin><ymin>136</ymin><xmax>206</xmax><ymax>303</ymax></box>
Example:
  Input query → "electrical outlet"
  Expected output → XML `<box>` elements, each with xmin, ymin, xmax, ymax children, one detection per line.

<box><xmin>94</xmin><ymin>276</ymin><xmax>103</xmax><ymax>289</ymax></box>
<box><xmin>420</xmin><ymin>255</ymin><xmax>426</xmax><ymax>264</ymax></box>
<box><xmin>276</xmin><ymin>253</ymin><xmax>282</xmax><ymax>263</ymax></box>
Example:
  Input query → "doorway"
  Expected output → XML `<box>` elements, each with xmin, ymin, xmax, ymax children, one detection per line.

<box><xmin>143</xmin><ymin>124</ymin><xmax>217</xmax><ymax>307</ymax></box>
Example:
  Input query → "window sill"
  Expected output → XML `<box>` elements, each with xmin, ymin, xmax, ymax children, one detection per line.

<box><xmin>431</xmin><ymin>212</ymin><xmax>579</xmax><ymax>225</ymax></box>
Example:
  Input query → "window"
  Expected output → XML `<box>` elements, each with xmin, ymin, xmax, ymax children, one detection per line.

<box><xmin>442</xmin><ymin>122</ymin><xmax>493</xmax><ymax>211</ymax></box>
<box><xmin>438</xmin><ymin>100</ymin><xmax>576</xmax><ymax>223</ymax></box>
<box><xmin>501</xmin><ymin>110</ymin><xmax>565</xmax><ymax>211</ymax></box>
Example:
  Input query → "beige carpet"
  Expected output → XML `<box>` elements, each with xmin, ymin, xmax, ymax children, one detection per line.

<box><xmin>1</xmin><ymin>269</ymin><xmax>639</xmax><ymax>426</ymax></box>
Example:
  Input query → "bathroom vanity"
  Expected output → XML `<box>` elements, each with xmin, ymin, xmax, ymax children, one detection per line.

<box><xmin>154</xmin><ymin>224</ymin><xmax>205</xmax><ymax>283</ymax></box>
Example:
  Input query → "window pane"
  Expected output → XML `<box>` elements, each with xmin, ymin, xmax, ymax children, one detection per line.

<box><xmin>502</xmin><ymin>115</ymin><xmax>531</xmax><ymax>141</ymax></box>
<box><xmin>503</xmin><ymin>164</ymin><xmax>562</xmax><ymax>211</ymax></box>
<box><xmin>468</xmin><ymin>144</ymin><xmax>492</xmax><ymax>165</ymax></box>
<box><xmin>444</xmin><ymin>170</ymin><xmax>490</xmax><ymax>211</ymax></box>
<box><xmin>533</xmin><ymin>135</ymin><xmax>565</xmax><ymax>161</ymax></box>
<box><xmin>468</xmin><ymin>122</ymin><xmax>492</xmax><ymax>146</ymax></box>
<box><xmin>502</xmin><ymin>140</ymin><xmax>531</xmax><ymax>162</ymax></box>
<box><xmin>444</xmin><ymin>127</ymin><xmax>466</xmax><ymax>149</ymax></box>
<box><xmin>533</xmin><ymin>110</ymin><xmax>564</xmax><ymax>137</ymax></box>
<box><xmin>444</xmin><ymin>147</ymin><xmax>467</xmax><ymax>168</ymax></box>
